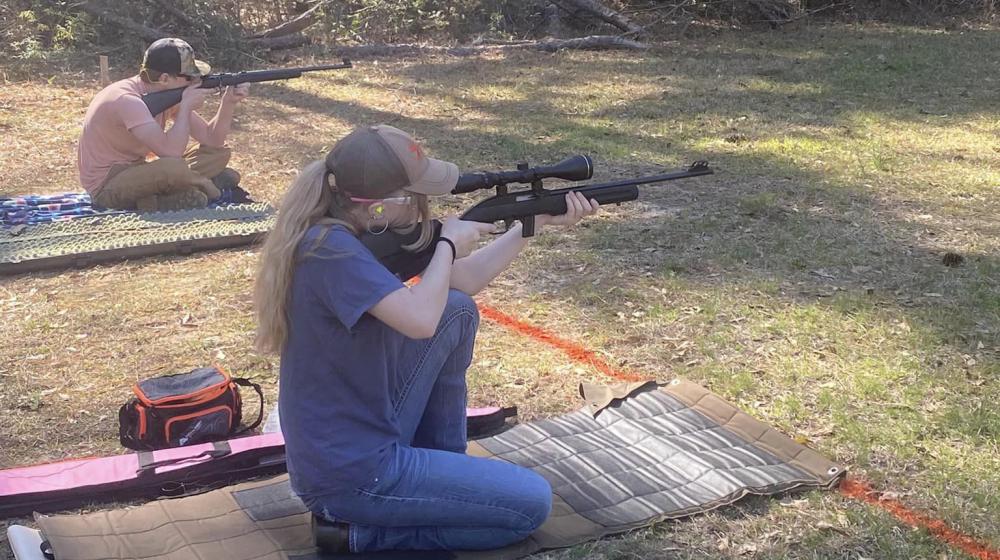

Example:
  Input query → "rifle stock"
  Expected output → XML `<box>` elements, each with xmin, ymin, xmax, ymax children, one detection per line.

<box><xmin>140</xmin><ymin>59</ymin><xmax>352</xmax><ymax>117</ymax></box>
<box><xmin>462</xmin><ymin>184</ymin><xmax>639</xmax><ymax>235</ymax></box>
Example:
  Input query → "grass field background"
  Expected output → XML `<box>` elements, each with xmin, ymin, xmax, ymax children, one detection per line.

<box><xmin>1</xmin><ymin>23</ymin><xmax>998</xmax><ymax>559</ymax></box>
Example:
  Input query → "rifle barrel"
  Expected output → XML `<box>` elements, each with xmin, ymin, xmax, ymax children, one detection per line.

<box><xmin>573</xmin><ymin>162</ymin><xmax>713</xmax><ymax>191</ymax></box>
<box><xmin>282</xmin><ymin>62</ymin><xmax>353</xmax><ymax>72</ymax></box>
<box><xmin>460</xmin><ymin>162</ymin><xmax>713</xmax><ymax>230</ymax></box>
<box><xmin>140</xmin><ymin>59</ymin><xmax>352</xmax><ymax>117</ymax></box>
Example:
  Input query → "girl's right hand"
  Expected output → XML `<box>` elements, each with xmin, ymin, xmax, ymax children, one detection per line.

<box><xmin>439</xmin><ymin>217</ymin><xmax>496</xmax><ymax>259</ymax></box>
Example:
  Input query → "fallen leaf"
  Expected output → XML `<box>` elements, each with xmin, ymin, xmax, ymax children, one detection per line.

<box><xmin>816</xmin><ymin>521</ymin><xmax>849</xmax><ymax>535</ymax></box>
<box><xmin>808</xmin><ymin>425</ymin><xmax>835</xmax><ymax>437</ymax></box>
<box><xmin>717</xmin><ymin>536</ymin><xmax>730</xmax><ymax>551</ymax></box>
<box><xmin>779</xmin><ymin>497</ymin><xmax>808</xmax><ymax>508</ymax></box>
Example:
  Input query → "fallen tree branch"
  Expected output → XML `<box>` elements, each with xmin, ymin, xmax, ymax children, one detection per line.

<box><xmin>470</xmin><ymin>38</ymin><xmax>537</xmax><ymax>46</ymax></box>
<box><xmin>551</xmin><ymin>0</ymin><xmax>644</xmax><ymax>35</ymax></box>
<box><xmin>253</xmin><ymin>0</ymin><xmax>333</xmax><ymax>38</ymax></box>
<box><xmin>326</xmin><ymin>35</ymin><xmax>648</xmax><ymax>58</ymax></box>
<box><xmin>530</xmin><ymin>34</ymin><xmax>648</xmax><ymax>51</ymax></box>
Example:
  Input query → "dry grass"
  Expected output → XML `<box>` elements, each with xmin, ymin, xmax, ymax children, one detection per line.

<box><xmin>2</xmin><ymin>23</ymin><xmax>999</xmax><ymax>560</ymax></box>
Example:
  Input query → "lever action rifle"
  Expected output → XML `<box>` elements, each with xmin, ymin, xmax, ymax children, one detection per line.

<box><xmin>361</xmin><ymin>156</ymin><xmax>714</xmax><ymax>280</ymax></box>
<box><xmin>141</xmin><ymin>59</ymin><xmax>353</xmax><ymax>117</ymax></box>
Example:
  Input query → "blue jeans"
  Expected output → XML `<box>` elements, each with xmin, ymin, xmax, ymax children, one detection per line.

<box><xmin>305</xmin><ymin>290</ymin><xmax>552</xmax><ymax>552</ymax></box>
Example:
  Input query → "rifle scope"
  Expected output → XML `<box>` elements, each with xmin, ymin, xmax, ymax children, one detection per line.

<box><xmin>451</xmin><ymin>155</ymin><xmax>593</xmax><ymax>194</ymax></box>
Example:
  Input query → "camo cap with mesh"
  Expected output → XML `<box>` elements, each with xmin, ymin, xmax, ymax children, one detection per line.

<box><xmin>142</xmin><ymin>38</ymin><xmax>211</xmax><ymax>77</ymax></box>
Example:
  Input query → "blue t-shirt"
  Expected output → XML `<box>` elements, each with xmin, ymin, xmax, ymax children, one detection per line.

<box><xmin>279</xmin><ymin>224</ymin><xmax>407</xmax><ymax>499</ymax></box>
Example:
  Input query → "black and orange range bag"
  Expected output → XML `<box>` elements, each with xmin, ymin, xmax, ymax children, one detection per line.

<box><xmin>119</xmin><ymin>366</ymin><xmax>264</xmax><ymax>451</ymax></box>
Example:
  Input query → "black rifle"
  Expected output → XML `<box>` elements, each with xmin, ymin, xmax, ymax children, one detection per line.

<box><xmin>141</xmin><ymin>59</ymin><xmax>353</xmax><ymax>117</ymax></box>
<box><xmin>456</xmin><ymin>155</ymin><xmax>712</xmax><ymax>237</ymax></box>
<box><xmin>362</xmin><ymin>156</ymin><xmax>713</xmax><ymax>280</ymax></box>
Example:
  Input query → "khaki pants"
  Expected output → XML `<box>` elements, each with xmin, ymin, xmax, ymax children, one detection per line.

<box><xmin>93</xmin><ymin>144</ymin><xmax>231</xmax><ymax>210</ymax></box>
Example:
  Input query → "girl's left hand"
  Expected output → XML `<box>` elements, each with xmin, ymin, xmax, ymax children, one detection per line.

<box><xmin>536</xmin><ymin>191</ymin><xmax>600</xmax><ymax>228</ymax></box>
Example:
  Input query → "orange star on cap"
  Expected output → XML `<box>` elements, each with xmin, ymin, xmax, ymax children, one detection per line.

<box><xmin>407</xmin><ymin>142</ymin><xmax>424</xmax><ymax>160</ymax></box>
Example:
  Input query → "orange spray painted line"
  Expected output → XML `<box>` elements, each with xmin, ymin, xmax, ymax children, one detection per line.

<box><xmin>839</xmin><ymin>478</ymin><xmax>1000</xmax><ymax>560</ymax></box>
<box><xmin>478</xmin><ymin>304</ymin><xmax>645</xmax><ymax>383</ymax></box>
<box><xmin>477</xmin><ymin>302</ymin><xmax>1000</xmax><ymax>560</ymax></box>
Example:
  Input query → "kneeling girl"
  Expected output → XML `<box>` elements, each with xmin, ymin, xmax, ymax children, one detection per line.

<box><xmin>254</xmin><ymin>124</ymin><xmax>598</xmax><ymax>553</ymax></box>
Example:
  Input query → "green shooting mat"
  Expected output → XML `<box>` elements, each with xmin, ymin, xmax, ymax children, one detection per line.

<box><xmin>0</xmin><ymin>204</ymin><xmax>275</xmax><ymax>275</ymax></box>
<box><xmin>29</xmin><ymin>380</ymin><xmax>845</xmax><ymax>560</ymax></box>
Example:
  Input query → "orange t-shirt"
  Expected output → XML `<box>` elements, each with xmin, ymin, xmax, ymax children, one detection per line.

<box><xmin>77</xmin><ymin>76</ymin><xmax>167</xmax><ymax>195</ymax></box>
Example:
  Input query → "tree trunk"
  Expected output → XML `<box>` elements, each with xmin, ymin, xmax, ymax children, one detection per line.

<box><xmin>540</xmin><ymin>2</ymin><xmax>568</xmax><ymax>37</ymax></box>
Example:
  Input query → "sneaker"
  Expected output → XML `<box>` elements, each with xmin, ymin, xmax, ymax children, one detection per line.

<box><xmin>215</xmin><ymin>185</ymin><xmax>255</xmax><ymax>205</ymax></box>
<box><xmin>211</xmin><ymin>168</ymin><xmax>242</xmax><ymax>191</ymax></box>
<box><xmin>312</xmin><ymin>514</ymin><xmax>350</xmax><ymax>553</ymax></box>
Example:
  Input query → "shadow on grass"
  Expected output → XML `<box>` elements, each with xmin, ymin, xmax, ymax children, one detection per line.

<box><xmin>241</xmin><ymin>25</ymin><xmax>999</xmax><ymax>538</ymax></box>
<box><xmin>249</xmin><ymin>25</ymin><xmax>999</xmax><ymax>356</ymax></box>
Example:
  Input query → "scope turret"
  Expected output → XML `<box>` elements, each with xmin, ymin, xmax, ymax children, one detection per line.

<box><xmin>451</xmin><ymin>155</ymin><xmax>594</xmax><ymax>194</ymax></box>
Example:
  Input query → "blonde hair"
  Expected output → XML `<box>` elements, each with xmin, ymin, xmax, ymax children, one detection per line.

<box><xmin>254</xmin><ymin>159</ymin><xmax>435</xmax><ymax>354</ymax></box>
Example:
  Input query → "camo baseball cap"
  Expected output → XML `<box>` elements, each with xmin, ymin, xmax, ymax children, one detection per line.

<box><xmin>325</xmin><ymin>125</ymin><xmax>459</xmax><ymax>197</ymax></box>
<box><xmin>142</xmin><ymin>38</ymin><xmax>211</xmax><ymax>77</ymax></box>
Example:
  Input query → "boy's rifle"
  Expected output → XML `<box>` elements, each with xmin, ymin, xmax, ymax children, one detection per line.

<box><xmin>141</xmin><ymin>59</ymin><xmax>353</xmax><ymax>117</ymax></box>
